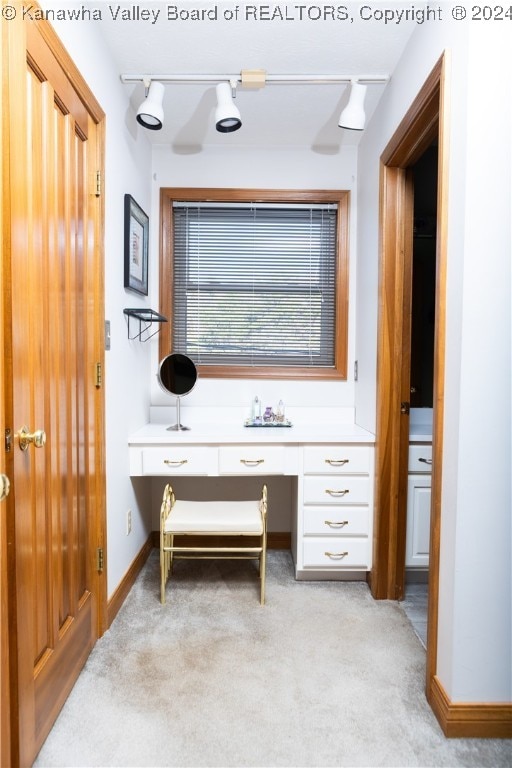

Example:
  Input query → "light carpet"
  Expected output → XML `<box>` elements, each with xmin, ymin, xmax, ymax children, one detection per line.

<box><xmin>34</xmin><ymin>550</ymin><xmax>511</xmax><ymax>768</ymax></box>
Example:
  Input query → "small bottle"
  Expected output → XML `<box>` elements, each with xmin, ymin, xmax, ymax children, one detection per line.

<box><xmin>252</xmin><ymin>396</ymin><xmax>261</xmax><ymax>423</ymax></box>
<box><xmin>276</xmin><ymin>399</ymin><xmax>285</xmax><ymax>423</ymax></box>
<box><xmin>263</xmin><ymin>406</ymin><xmax>274</xmax><ymax>423</ymax></box>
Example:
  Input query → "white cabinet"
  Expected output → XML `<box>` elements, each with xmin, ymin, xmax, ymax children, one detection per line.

<box><xmin>303</xmin><ymin>476</ymin><xmax>370</xmax><ymax>504</ymax></box>
<box><xmin>303</xmin><ymin>445</ymin><xmax>371</xmax><ymax>474</ymax></box>
<box><xmin>406</xmin><ymin>442</ymin><xmax>432</xmax><ymax>568</ymax></box>
<box><xmin>297</xmin><ymin>444</ymin><xmax>374</xmax><ymax>575</ymax></box>
<box><xmin>141</xmin><ymin>446</ymin><xmax>216</xmax><ymax>476</ymax></box>
<box><xmin>303</xmin><ymin>538</ymin><xmax>369</xmax><ymax>568</ymax></box>
<box><xmin>302</xmin><ymin>506</ymin><xmax>369</xmax><ymax>536</ymax></box>
<box><xmin>128</xmin><ymin>425</ymin><xmax>375</xmax><ymax>580</ymax></box>
<box><xmin>405</xmin><ymin>475</ymin><xmax>432</xmax><ymax>567</ymax></box>
<box><xmin>218</xmin><ymin>445</ymin><xmax>286</xmax><ymax>475</ymax></box>
<box><xmin>408</xmin><ymin>444</ymin><xmax>433</xmax><ymax>473</ymax></box>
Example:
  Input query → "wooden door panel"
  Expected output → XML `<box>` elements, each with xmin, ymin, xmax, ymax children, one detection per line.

<box><xmin>4</xmin><ymin>14</ymin><xmax>106</xmax><ymax>766</ymax></box>
<box><xmin>26</xmin><ymin>82</ymin><xmax>95</xmax><ymax>759</ymax></box>
<box><xmin>1</xmin><ymin>19</ymin><xmax>12</xmax><ymax>768</ymax></box>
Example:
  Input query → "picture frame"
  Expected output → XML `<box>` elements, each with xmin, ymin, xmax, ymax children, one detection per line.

<box><xmin>124</xmin><ymin>194</ymin><xmax>149</xmax><ymax>295</ymax></box>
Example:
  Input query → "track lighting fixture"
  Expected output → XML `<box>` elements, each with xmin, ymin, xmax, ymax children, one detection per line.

<box><xmin>338</xmin><ymin>79</ymin><xmax>367</xmax><ymax>131</ymax></box>
<box><xmin>122</xmin><ymin>72</ymin><xmax>387</xmax><ymax>134</ymax></box>
<box><xmin>215</xmin><ymin>81</ymin><xmax>242</xmax><ymax>133</ymax></box>
<box><xmin>136</xmin><ymin>80</ymin><xmax>164</xmax><ymax>130</ymax></box>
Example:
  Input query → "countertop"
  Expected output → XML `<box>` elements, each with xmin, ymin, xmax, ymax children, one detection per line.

<box><xmin>128</xmin><ymin>421</ymin><xmax>376</xmax><ymax>446</ymax></box>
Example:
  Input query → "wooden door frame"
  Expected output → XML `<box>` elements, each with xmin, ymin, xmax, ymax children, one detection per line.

<box><xmin>370</xmin><ymin>52</ymin><xmax>450</xmax><ymax>699</ymax></box>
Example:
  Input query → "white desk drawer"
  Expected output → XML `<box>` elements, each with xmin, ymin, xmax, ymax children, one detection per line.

<box><xmin>408</xmin><ymin>444</ymin><xmax>433</xmax><ymax>473</ymax></box>
<box><xmin>303</xmin><ymin>506</ymin><xmax>369</xmax><ymax>536</ymax></box>
<box><xmin>219</xmin><ymin>445</ymin><xmax>285</xmax><ymax>475</ymax></box>
<box><xmin>303</xmin><ymin>445</ymin><xmax>371</xmax><ymax>474</ymax></box>
<box><xmin>303</xmin><ymin>476</ymin><xmax>370</xmax><ymax>504</ymax></box>
<box><xmin>142</xmin><ymin>447</ymin><xmax>215</xmax><ymax>476</ymax></box>
<box><xmin>303</xmin><ymin>538</ymin><xmax>369</xmax><ymax>568</ymax></box>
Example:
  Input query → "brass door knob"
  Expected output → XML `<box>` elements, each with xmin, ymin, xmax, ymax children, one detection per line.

<box><xmin>0</xmin><ymin>474</ymin><xmax>10</xmax><ymax>502</ymax></box>
<box><xmin>17</xmin><ymin>426</ymin><xmax>47</xmax><ymax>451</ymax></box>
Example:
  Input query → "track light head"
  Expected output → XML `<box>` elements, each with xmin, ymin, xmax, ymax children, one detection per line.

<box><xmin>136</xmin><ymin>81</ymin><xmax>165</xmax><ymax>130</ymax></box>
<box><xmin>215</xmin><ymin>81</ymin><xmax>242</xmax><ymax>133</ymax></box>
<box><xmin>338</xmin><ymin>80</ymin><xmax>367</xmax><ymax>131</ymax></box>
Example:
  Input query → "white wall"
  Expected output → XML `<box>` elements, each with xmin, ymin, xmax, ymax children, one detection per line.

<box><xmin>357</xmin><ymin>20</ymin><xmax>511</xmax><ymax>703</ymax></box>
<box><xmin>149</xmin><ymin>145</ymin><xmax>359</xmax><ymax>416</ymax></box>
<box><xmin>45</xmin><ymin>12</ymin><xmax>155</xmax><ymax>598</ymax></box>
<box><xmin>446</xmin><ymin>25</ymin><xmax>511</xmax><ymax>701</ymax></box>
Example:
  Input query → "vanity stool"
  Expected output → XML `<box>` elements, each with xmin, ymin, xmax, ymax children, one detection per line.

<box><xmin>159</xmin><ymin>484</ymin><xmax>268</xmax><ymax>605</ymax></box>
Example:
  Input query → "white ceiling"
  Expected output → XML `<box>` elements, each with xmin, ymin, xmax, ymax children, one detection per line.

<box><xmin>97</xmin><ymin>3</ymin><xmax>416</xmax><ymax>150</ymax></box>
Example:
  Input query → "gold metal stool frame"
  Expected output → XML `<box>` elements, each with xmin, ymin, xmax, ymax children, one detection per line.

<box><xmin>160</xmin><ymin>484</ymin><xmax>268</xmax><ymax>605</ymax></box>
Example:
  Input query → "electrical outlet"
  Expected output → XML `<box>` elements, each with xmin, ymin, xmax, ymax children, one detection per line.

<box><xmin>127</xmin><ymin>509</ymin><xmax>132</xmax><ymax>535</ymax></box>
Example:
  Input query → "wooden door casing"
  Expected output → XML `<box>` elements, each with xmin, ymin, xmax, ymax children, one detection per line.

<box><xmin>371</xmin><ymin>54</ymin><xmax>449</xmax><ymax>703</ymax></box>
<box><xmin>3</xmin><ymin>12</ymin><xmax>106</xmax><ymax>766</ymax></box>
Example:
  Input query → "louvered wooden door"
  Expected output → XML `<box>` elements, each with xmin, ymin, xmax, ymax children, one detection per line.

<box><xmin>3</xmin><ymin>15</ymin><xmax>106</xmax><ymax>766</ymax></box>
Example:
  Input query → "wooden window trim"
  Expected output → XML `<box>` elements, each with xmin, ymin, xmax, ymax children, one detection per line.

<box><xmin>159</xmin><ymin>187</ymin><xmax>349</xmax><ymax>380</ymax></box>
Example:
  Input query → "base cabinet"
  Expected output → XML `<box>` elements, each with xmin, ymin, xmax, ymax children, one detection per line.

<box><xmin>406</xmin><ymin>442</ymin><xmax>432</xmax><ymax>569</ymax></box>
<box><xmin>405</xmin><ymin>475</ymin><xmax>432</xmax><ymax>567</ymax></box>
<box><xmin>296</xmin><ymin>444</ymin><xmax>374</xmax><ymax>577</ymax></box>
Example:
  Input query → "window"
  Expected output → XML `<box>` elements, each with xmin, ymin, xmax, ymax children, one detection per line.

<box><xmin>160</xmin><ymin>189</ymin><xmax>349</xmax><ymax>380</ymax></box>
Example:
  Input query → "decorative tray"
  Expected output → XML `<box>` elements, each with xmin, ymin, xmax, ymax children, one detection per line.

<box><xmin>244</xmin><ymin>419</ymin><xmax>293</xmax><ymax>428</ymax></box>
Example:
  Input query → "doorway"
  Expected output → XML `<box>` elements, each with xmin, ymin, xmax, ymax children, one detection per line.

<box><xmin>410</xmin><ymin>144</ymin><xmax>437</xmax><ymax>412</ymax></box>
<box><xmin>371</xmin><ymin>53</ymin><xmax>450</xmax><ymax>705</ymax></box>
<box><xmin>402</xmin><ymin>142</ymin><xmax>438</xmax><ymax>646</ymax></box>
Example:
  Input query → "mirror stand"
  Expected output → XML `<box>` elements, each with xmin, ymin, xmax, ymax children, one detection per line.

<box><xmin>166</xmin><ymin>396</ymin><xmax>190</xmax><ymax>431</ymax></box>
<box><xmin>158</xmin><ymin>352</ymin><xmax>197</xmax><ymax>431</ymax></box>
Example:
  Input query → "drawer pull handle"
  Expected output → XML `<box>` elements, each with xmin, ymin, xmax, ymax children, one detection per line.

<box><xmin>325</xmin><ymin>489</ymin><xmax>349</xmax><ymax>497</ymax></box>
<box><xmin>325</xmin><ymin>551</ymin><xmax>349</xmax><ymax>559</ymax></box>
<box><xmin>240</xmin><ymin>458</ymin><xmax>264</xmax><ymax>467</ymax></box>
<box><xmin>164</xmin><ymin>459</ymin><xmax>189</xmax><ymax>467</ymax></box>
<box><xmin>418</xmin><ymin>457</ymin><xmax>433</xmax><ymax>465</ymax></box>
<box><xmin>325</xmin><ymin>458</ymin><xmax>349</xmax><ymax>466</ymax></box>
<box><xmin>325</xmin><ymin>520</ymin><xmax>349</xmax><ymax>528</ymax></box>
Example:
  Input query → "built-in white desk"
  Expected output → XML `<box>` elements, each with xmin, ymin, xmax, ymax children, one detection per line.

<box><xmin>129</xmin><ymin>417</ymin><xmax>375</xmax><ymax>581</ymax></box>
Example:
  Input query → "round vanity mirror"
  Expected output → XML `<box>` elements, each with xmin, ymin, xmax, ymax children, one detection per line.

<box><xmin>157</xmin><ymin>353</ymin><xmax>197</xmax><ymax>431</ymax></box>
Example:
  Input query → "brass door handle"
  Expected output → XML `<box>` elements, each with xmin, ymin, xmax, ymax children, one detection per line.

<box><xmin>0</xmin><ymin>474</ymin><xmax>10</xmax><ymax>502</ymax></box>
<box><xmin>17</xmin><ymin>426</ymin><xmax>47</xmax><ymax>451</ymax></box>
<box><xmin>325</xmin><ymin>489</ymin><xmax>349</xmax><ymax>497</ymax></box>
<box><xmin>324</xmin><ymin>520</ymin><xmax>349</xmax><ymax>528</ymax></box>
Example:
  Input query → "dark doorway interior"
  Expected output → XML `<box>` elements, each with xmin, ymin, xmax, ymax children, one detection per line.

<box><xmin>410</xmin><ymin>144</ymin><xmax>438</xmax><ymax>409</ymax></box>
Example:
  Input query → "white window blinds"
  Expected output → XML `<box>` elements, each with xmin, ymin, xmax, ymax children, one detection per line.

<box><xmin>171</xmin><ymin>201</ymin><xmax>338</xmax><ymax>368</ymax></box>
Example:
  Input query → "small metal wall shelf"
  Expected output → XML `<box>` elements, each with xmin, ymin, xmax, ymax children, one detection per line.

<box><xmin>123</xmin><ymin>308</ymin><xmax>167</xmax><ymax>342</ymax></box>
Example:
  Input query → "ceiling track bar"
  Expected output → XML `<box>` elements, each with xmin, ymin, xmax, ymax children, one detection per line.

<box><xmin>120</xmin><ymin>73</ymin><xmax>390</xmax><ymax>85</ymax></box>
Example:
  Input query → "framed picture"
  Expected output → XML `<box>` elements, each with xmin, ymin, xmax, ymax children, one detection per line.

<box><xmin>124</xmin><ymin>194</ymin><xmax>149</xmax><ymax>295</ymax></box>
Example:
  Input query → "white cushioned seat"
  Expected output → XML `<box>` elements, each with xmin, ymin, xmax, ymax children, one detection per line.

<box><xmin>165</xmin><ymin>500</ymin><xmax>263</xmax><ymax>534</ymax></box>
